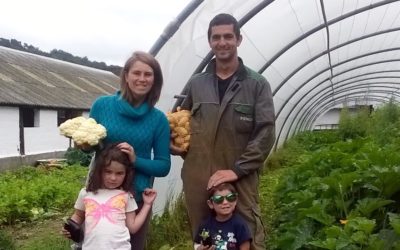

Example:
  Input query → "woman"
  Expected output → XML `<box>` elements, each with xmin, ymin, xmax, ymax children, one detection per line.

<box><xmin>89</xmin><ymin>51</ymin><xmax>171</xmax><ymax>249</ymax></box>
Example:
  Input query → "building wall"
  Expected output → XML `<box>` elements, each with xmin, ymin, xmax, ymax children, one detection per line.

<box><xmin>314</xmin><ymin>109</ymin><xmax>341</xmax><ymax>128</ymax></box>
<box><xmin>25</xmin><ymin>109</ymin><xmax>69</xmax><ymax>154</ymax></box>
<box><xmin>0</xmin><ymin>151</ymin><xmax>66</xmax><ymax>172</ymax></box>
<box><xmin>0</xmin><ymin>106</ymin><xmax>20</xmax><ymax>157</ymax></box>
<box><xmin>0</xmin><ymin>106</ymin><xmax>89</xmax><ymax>163</ymax></box>
<box><xmin>313</xmin><ymin>106</ymin><xmax>369</xmax><ymax>130</ymax></box>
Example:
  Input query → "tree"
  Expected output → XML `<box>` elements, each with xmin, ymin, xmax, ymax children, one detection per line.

<box><xmin>0</xmin><ymin>37</ymin><xmax>122</xmax><ymax>76</ymax></box>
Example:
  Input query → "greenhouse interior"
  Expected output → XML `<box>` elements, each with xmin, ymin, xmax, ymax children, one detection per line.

<box><xmin>1</xmin><ymin>0</ymin><xmax>400</xmax><ymax>249</ymax></box>
<box><xmin>153</xmin><ymin>0</ymin><xmax>400</xmax><ymax>147</ymax></box>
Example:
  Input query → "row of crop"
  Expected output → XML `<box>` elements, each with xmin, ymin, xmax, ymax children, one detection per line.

<box><xmin>267</xmin><ymin>102</ymin><xmax>400</xmax><ymax>249</ymax></box>
<box><xmin>0</xmin><ymin>165</ymin><xmax>87</xmax><ymax>224</ymax></box>
<box><xmin>269</xmin><ymin>138</ymin><xmax>400</xmax><ymax>249</ymax></box>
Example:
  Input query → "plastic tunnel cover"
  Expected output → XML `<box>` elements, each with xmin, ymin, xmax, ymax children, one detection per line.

<box><xmin>152</xmin><ymin>0</ymin><xmax>400</xmax><ymax>147</ymax></box>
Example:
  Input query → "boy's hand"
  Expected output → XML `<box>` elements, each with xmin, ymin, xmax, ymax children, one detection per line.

<box><xmin>142</xmin><ymin>188</ymin><xmax>157</xmax><ymax>205</ymax></box>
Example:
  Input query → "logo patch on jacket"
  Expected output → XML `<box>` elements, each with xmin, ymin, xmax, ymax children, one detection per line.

<box><xmin>239</xmin><ymin>116</ymin><xmax>253</xmax><ymax>121</ymax></box>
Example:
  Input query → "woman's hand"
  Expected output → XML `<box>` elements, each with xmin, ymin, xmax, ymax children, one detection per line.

<box><xmin>142</xmin><ymin>188</ymin><xmax>157</xmax><ymax>205</ymax></box>
<box><xmin>75</xmin><ymin>142</ymin><xmax>93</xmax><ymax>152</ymax></box>
<box><xmin>117</xmin><ymin>142</ymin><xmax>136</xmax><ymax>163</ymax></box>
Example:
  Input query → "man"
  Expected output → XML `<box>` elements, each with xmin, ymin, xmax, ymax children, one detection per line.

<box><xmin>171</xmin><ymin>13</ymin><xmax>275</xmax><ymax>250</ymax></box>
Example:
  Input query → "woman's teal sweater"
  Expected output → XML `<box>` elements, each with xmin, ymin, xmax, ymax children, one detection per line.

<box><xmin>90</xmin><ymin>92</ymin><xmax>171</xmax><ymax>202</ymax></box>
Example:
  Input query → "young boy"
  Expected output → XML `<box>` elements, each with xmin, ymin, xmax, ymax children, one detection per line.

<box><xmin>194</xmin><ymin>183</ymin><xmax>252</xmax><ymax>250</ymax></box>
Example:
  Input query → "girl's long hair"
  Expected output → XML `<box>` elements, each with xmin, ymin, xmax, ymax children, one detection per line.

<box><xmin>87</xmin><ymin>143</ymin><xmax>134</xmax><ymax>195</ymax></box>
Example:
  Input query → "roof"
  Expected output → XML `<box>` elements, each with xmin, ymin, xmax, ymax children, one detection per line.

<box><xmin>152</xmin><ymin>0</ymin><xmax>400</xmax><ymax>146</ymax></box>
<box><xmin>0</xmin><ymin>46</ymin><xmax>119</xmax><ymax>110</ymax></box>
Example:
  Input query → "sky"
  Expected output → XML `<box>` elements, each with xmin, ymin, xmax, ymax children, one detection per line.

<box><xmin>0</xmin><ymin>0</ymin><xmax>190</xmax><ymax>66</ymax></box>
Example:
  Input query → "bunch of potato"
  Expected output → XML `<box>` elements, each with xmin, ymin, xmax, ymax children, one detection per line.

<box><xmin>167</xmin><ymin>107</ymin><xmax>191</xmax><ymax>151</ymax></box>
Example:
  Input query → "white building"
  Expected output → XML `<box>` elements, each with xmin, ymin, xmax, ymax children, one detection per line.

<box><xmin>0</xmin><ymin>46</ymin><xmax>119</xmax><ymax>171</ymax></box>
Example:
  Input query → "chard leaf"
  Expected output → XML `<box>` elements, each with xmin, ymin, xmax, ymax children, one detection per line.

<box><xmin>345</xmin><ymin>217</ymin><xmax>376</xmax><ymax>235</ymax></box>
<box><xmin>276</xmin><ymin>219</ymin><xmax>314</xmax><ymax>250</ymax></box>
<box><xmin>354</xmin><ymin>198</ymin><xmax>394</xmax><ymax>217</ymax></box>
<box><xmin>365</xmin><ymin>234</ymin><xmax>386</xmax><ymax>250</ymax></box>
<box><xmin>371</xmin><ymin>167</ymin><xmax>400</xmax><ymax>198</ymax></box>
<box><xmin>375</xmin><ymin>229</ymin><xmax>400</xmax><ymax>250</ymax></box>
<box><xmin>388</xmin><ymin>213</ymin><xmax>400</xmax><ymax>236</ymax></box>
<box><xmin>324</xmin><ymin>225</ymin><xmax>343</xmax><ymax>238</ymax></box>
<box><xmin>351</xmin><ymin>231</ymin><xmax>368</xmax><ymax>244</ymax></box>
<box><xmin>287</xmin><ymin>190</ymin><xmax>316</xmax><ymax>208</ymax></box>
<box><xmin>363</xmin><ymin>183</ymin><xmax>381</xmax><ymax>192</ymax></box>
<box><xmin>299</xmin><ymin>202</ymin><xmax>335</xmax><ymax>226</ymax></box>
<box><xmin>322</xmin><ymin>172</ymin><xmax>360</xmax><ymax>197</ymax></box>
<box><xmin>308</xmin><ymin>238</ymin><xmax>336</xmax><ymax>250</ymax></box>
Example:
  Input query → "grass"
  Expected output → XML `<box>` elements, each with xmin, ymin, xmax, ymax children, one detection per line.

<box><xmin>260</xmin><ymin>167</ymin><xmax>286</xmax><ymax>237</ymax></box>
<box><xmin>146</xmin><ymin>192</ymin><xmax>192</xmax><ymax>249</ymax></box>
<box><xmin>2</xmin><ymin>214</ymin><xmax>71</xmax><ymax>250</ymax></box>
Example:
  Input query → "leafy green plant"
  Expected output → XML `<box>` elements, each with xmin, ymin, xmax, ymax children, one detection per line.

<box><xmin>64</xmin><ymin>147</ymin><xmax>93</xmax><ymax>166</ymax></box>
<box><xmin>0</xmin><ymin>165</ymin><xmax>87</xmax><ymax>224</ymax></box>
<box><xmin>338</xmin><ymin>106</ymin><xmax>371</xmax><ymax>140</ymax></box>
<box><xmin>267</xmin><ymin>102</ymin><xmax>400</xmax><ymax>249</ymax></box>
<box><xmin>368</xmin><ymin>98</ymin><xmax>400</xmax><ymax>146</ymax></box>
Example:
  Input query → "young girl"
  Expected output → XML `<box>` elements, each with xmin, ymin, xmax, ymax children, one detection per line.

<box><xmin>194</xmin><ymin>183</ymin><xmax>251</xmax><ymax>250</ymax></box>
<box><xmin>62</xmin><ymin>143</ymin><xmax>157</xmax><ymax>250</ymax></box>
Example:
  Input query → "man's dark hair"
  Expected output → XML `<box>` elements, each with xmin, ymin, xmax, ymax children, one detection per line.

<box><xmin>207</xmin><ymin>13</ymin><xmax>240</xmax><ymax>41</ymax></box>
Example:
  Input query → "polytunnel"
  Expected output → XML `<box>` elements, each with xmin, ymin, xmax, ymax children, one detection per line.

<box><xmin>150</xmin><ymin>0</ymin><xmax>400</xmax><ymax>149</ymax></box>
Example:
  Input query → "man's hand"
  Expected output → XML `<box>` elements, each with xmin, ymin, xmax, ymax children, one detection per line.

<box><xmin>170</xmin><ymin>142</ymin><xmax>187</xmax><ymax>157</ymax></box>
<box><xmin>207</xmin><ymin>170</ymin><xmax>238</xmax><ymax>190</ymax></box>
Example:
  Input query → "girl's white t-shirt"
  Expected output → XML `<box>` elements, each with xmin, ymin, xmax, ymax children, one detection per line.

<box><xmin>74</xmin><ymin>188</ymin><xmax>138</xmax><ymax>250</ymax></box>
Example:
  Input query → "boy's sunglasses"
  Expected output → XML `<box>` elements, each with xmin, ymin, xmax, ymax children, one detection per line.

<box><xmin>210</xmin><ymin>193</ymin><xmax>238</xmax><ymax>204</ymax></box>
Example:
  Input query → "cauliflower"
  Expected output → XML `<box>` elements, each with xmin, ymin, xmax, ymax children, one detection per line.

<box><xmin>59</xmin><ymin>117</ymin><xmax>106</xmax><ymax>146</ymax></box>
<box><xmin>59</xmin><ymin>116</ymin><xmax>86</xmax><ymax>138</ymax></box>
<box><xmin>166</xmin><ymin>107</ymin><xmax>191</xmax><ymax>151</ymax></box>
